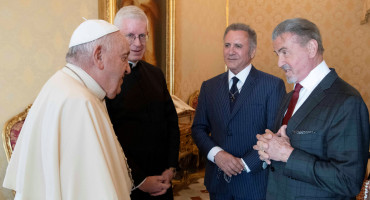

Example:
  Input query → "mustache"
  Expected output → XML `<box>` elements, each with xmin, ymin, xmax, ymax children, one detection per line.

<box><xmin>281</xmin><ymin>64</ymin><xmax>292</xmax><ymax>71</ymax></box>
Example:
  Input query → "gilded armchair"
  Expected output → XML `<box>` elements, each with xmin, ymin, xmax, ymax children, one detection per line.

<box><xmin>2</xmin><ymin>104</ymin><xmax>32</xmax><ymax>161</ymax></box>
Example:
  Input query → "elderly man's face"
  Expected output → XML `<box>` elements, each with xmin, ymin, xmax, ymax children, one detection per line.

<box><xmin>223</xmin><ymin>30</ymin><xmax>255</xmax><ymax>75</ymax></box>
<box><xmin>273</xmin><ymin>32</ymin><xmax>312</xmax><ymax>83</ymax></box>
<box><xmin>118</xmin><ymin>18</ymin><xmax>147</xmax><ymax>63</ymax></box>
<box><xmin>104</xmin><ymin>32</ymin><xmax>131</xmax><ymax>99</ymax></box>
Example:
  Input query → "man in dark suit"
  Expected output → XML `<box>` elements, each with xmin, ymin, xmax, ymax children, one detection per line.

<box><xmin>191</xmin><ymin>23</ymin><xmax>286</xmax><ymax>200</ymax></box>
<box><xmin>254</xmin><ymin>18</ymin><xmax>370</xmax><ymax>199</ymax></box>
<box><xmin>105</xmin><ymin>6</ymin><xmax>180</xmax><ymax>200</ymax></box>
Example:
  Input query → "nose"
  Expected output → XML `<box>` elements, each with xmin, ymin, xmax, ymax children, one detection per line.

<box><xmin>132</xmin><ymin>36</ymin><xmax>142</xmax><ymax>46</ymax></box>
<box><xmin>277</xmin><ymin>55</ymin><xmax>285</xmax><ymax>68</ymax></box>
<box><xmin>227</xmin><ymin>46</ymin><xmax>235</xmax><ymax>55</ymax></box>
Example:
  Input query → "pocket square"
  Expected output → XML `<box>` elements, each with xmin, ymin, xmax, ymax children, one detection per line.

<box><xmin>292</xmin><ymin>130</ymin><xmax>316</xmax><ymax>135</ymax></box>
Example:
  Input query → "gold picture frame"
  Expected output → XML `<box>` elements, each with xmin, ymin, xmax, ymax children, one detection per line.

<box><xmin>98</xmin><ymin>0</ymin><xmax>175</xmax><ymax>94</ymax></box>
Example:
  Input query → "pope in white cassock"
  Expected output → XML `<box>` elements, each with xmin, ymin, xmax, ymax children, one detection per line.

<box><xmin>3</xmin><ymin>20</ymin><xmax>133</xmax><ymax>200</ymax></box>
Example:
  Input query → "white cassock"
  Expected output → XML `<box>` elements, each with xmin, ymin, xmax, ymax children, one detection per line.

<box><xmin>3</xmin><ymin>63</ymin><xmax>133</xmax><ymax>200</ymax></box>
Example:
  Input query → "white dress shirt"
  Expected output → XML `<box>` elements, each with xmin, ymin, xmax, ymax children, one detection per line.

<box><xmin>290</xmin><ymin>61</ymin><xmax>331</xmax><ymax>116</ymax></box>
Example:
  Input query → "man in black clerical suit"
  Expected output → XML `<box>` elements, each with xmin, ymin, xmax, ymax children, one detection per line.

<box><xmin>105</xmin><ymin>5</ymin><xmax>180</xmax><ymax>200</ymax></box>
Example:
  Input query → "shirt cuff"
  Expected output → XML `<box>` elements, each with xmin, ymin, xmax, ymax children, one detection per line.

<box><xmin>262</xmin><ymin>161</ymin><xmax>268</xmax><ymax>169</ymax></box>
<box><xmin>241</xmin><ymin>158</ymin><xmax>251</xmax><ymax>173</ymax></box>
<box><xmin>132</xmin><ymin>178</ymin><xmax>146</xmax><ymax>191</ymax></box>
<box><xmin>207</xmin><ymin>146</ymin><xmax>223</xmax><ymax>163</ymax></box>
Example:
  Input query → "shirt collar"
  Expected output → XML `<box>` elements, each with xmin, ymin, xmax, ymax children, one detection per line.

<box><xmin>129</xmin><ymin>61</ymin><xmax>138</xmax><ymax>68</ymax></box>
<box><xmin>64</xmin><ymin>63</ymin><xmax>106</xmax><ymax>101</ymax></box>
<box><xmin>228</xmin><ymin>63</ymin><xmax>252</xmax><ymax>85</ymax></box>
<box><xmin>298</xmin><ymin>60</ymin><xmax>330</xmax><ymax>91</ymax></box>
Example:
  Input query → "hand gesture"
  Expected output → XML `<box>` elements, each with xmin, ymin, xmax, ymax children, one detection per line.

<box><xmin>253</xmin><ymin>125</ymin><xmax>293</xmax><ymax>163</ymax></box>
<box><xmin>214</xmin><ymin>151</ymin><xmax>244</xmax><ymax>177</ymax></box>
<box><xmin>138</xmin><ymin>175</ymin><xmax>170</xmax><ymax>196</ymax></box>
<box><xmin>161</xmin><ymin>168</ymin><xmax>175</xmax><ymax>185</ymax></box>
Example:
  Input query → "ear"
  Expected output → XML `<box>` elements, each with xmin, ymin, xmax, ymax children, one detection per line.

<box><xmin>306</xmin><ymin>39</ymin><xmax>318</xmax><ymax>58</ymax></box>
<box><xmin>93</xmin><ymin>45</ymin><xmax>104</xmax><ymax>70</ymax></box>
<box><xmin>250</xmin><ymin>48</ymin><xmax>257</xmax><ymax>59</ymax></box>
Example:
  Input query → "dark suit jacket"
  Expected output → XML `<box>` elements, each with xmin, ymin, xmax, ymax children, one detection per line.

<box><xmin>267</xmin><ymin>69</ymin><xmax>370</xmax><ymax>200</ymax></box>
<box><xmin>106</xmin><ymin>61</ymin><xmax>180</xmax><ymax>192</ymax></box>
<box><xmin>192</xmin><ymin>66</ymin><xmax>286</xmax><ymax>199</ymax></box>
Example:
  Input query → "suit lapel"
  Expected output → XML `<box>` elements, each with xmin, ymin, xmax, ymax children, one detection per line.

<box><xmin>286</xmin><ymin>69</ymin><xmax>338</xmax><ymax>132</ymax></box>
<box><xmin>215</xmin><ymin>72</ymin><xmax>231</xmax><ymax>120</ymax></box>
<box><xmin>274</xmin><ymin>92</ymin><xmax>292</xmax><ymax>130</ymax></box>
<box><xmin>229</xmin><ymin>66</ymin><xmax>258</xmax><ymax>120</ymax></box>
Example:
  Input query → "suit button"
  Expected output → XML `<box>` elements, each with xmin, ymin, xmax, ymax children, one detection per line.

<box><xmin>270</xmin><ymin>166</ymin><xmax>275</xmax><ymax>172</ymax></box>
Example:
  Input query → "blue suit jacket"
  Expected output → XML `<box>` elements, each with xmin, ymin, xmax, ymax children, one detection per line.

<box><xmin>192</xmin><ymin>66</ymin><xmax>286</xmax><ymax>198</ymax></box>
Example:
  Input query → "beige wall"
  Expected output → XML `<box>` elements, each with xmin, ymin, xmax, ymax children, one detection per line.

<box><xmin>174</xmin><ymin>0</ymin><xmax>227</xmax><ymax>101</ymax></box>
<box><xmin>228</xmin><ymin>0</ymin><xmax>370</xmax><ymax>106</ymax></box>
<box><xmin>175</xmin><ymin>0</ymin><xmax>370</xmax><ymax>108</ymax></box>
<box><xmin>0</xmin><ymin>1</ymin><xmax>97</xmax><ymax>199</ymax></box>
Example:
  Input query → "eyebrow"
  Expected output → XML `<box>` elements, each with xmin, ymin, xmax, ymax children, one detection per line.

<box><xmin>224</xmin><ymin>42</ymin><xmax>242</xmax><ymax>45</ymax></box>
<box><xmin>276</xmin><ymin>47</ymin><xmax>287</xmax><ymax>53</ymax></box>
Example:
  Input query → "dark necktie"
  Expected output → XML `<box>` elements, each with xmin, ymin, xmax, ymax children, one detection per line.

<box><xmin>129</xmin><ymin>63</ymin><xmax>133</xmax><ymax>69</ymax></box>
<box><xmin>282</xmin><ymin>83</ymin><xmax>303</xmax><ymax>125</ymax></box>
<box><xmin>229</xmin><ymin>77</ymin><xmax>239</xmax><ymax>112</ymax></box>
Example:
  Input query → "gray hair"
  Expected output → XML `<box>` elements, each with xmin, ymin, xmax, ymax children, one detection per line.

<box><xmin>114</xmin><ymin>5</ymin><xmax>148</xmax><ymax>29</ymax></box>
<box><xmin>272</xmin><ymin>18</ymin><xmax>324</xmax><ymax>54</ymax></box>
<box><xmin>224</xmin><ymin>23</ymin><xmax>257</xmax><ymax>55</ymax></box>
<box><xmin>65</xmin><ymin>33</ymin><xmax>116</xmax><ymax>64</ymax></box>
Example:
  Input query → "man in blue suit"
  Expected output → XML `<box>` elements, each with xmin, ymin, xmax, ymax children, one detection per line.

<box><xmin>255</xmin><ymin>18</ymin><xmax>370</xmax><ymax>199</ymax></box>
<box><xmin>191</xmin><ymin>23</ymin><xmax>286</xmax><ymax>200</ymax></box>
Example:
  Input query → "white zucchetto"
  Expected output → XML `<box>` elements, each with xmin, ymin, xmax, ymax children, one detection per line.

<box><xmin>69</xmin><ymin>19</ymin><xmax>119</xmax><ymax>48</ymax></box>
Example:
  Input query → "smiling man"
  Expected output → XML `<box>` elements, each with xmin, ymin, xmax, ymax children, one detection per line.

<box><xmin>191</xmin><ymin>23</ymin><xmax>286</xmax><ymax>200</ymax></box>
<box><xmin>105</xmin><ymin>5</ymin><xmax>180</xmax><ymax>200</ymax></box>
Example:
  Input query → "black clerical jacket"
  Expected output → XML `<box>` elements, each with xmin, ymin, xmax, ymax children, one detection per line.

<box><xmin>106</xmin><ymin>60</ymin><xmax>180</xmax><ymax>186</ymax></box>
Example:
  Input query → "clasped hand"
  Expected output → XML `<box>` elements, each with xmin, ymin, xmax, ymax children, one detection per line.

<box><xmin>138</xmin><ymin>168</ymin><xmax>174</xmax><ymax>196</ymax></box>
<box><xmin>252</xmin><ymin>125</ymin><xmax>294</xmax><ymax>164</ymax></box>
<box><xmin>214</xmin><ymin>151</ymin><xmax>244</xmax><ymax>177</ymax></box>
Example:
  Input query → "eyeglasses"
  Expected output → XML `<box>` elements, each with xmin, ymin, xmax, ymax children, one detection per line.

<box><xmin>125</xmin><ymin>33</ymin><xmax>148</xmax><ymax>44</ymax></box>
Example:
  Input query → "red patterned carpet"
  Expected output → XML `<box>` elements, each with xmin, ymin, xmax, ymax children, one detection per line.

<box><xmin>174</xmin><ymin>178</ymin><xmax>209</xmax><ymax>200</ymax></box>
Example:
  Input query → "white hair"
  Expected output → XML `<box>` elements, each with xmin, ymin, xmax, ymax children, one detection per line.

<box><xmin>114</xmin><ymin>5</ymin><xmax>148</xmax><ymax>30</ymax></box>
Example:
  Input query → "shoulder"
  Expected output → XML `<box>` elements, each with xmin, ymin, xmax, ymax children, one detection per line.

<box><xmin>138</xmin><ymin>60</ymin><xmax>163</xmax><ymax>73</ymax></box>
<box><xmin>317</xmin><ymin>69</ymin><xmax>361</xmax><ymax>98</ymax></box>
<box><xmin>204</xmin><ymin>72</ymin><xmax>227</xmax><ymax>85</ymax></box>
<box><xmin>252</xmin><ymin>66</ymin><xmax>284</xmax><ymax>83</ymax></box>
<box><xmin>330</xmin><ymin>77</ymin><xmax>362</xmax><ymax>97</ymax></box>
<box><xmin>44</xmin><ymin>71</ymin><xmax>97</xmax><ymax>104</ymax></box>
<box><xmin>318</xmin><ymin>73</ymin><xmax>366</xmax><ymax>112</ymax></box>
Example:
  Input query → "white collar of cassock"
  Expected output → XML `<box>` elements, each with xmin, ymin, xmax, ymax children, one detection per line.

<box><xmin>64</xmin><ymin>63</ymin><xmax>106</xmax><ymax>101</ymax></box>
<box><xmin>129</xmin><ymin>61</ymin><xmax>138</xmax><ymax>68</ymax></box>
